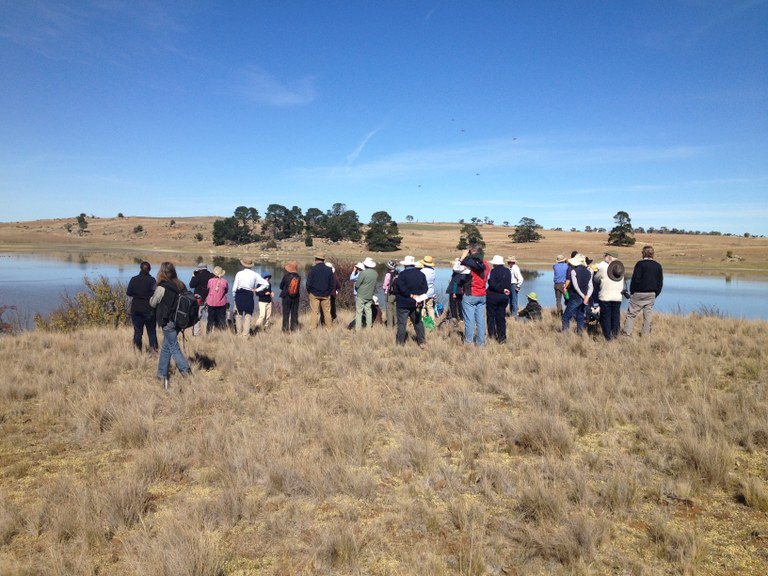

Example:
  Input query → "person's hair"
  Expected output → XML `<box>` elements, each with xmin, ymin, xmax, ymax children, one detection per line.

<box><xmin>468</xmin><ymin>243</ymin><xmax>481</xmax><ymax>254</ymax></box>
<box><xmin>642</xmin><ymin>245</ymin><xmax>654</xmax><ymax>259</ymax></box>
<box><xmin>571</xmin><ymin>250</ymin><xmax>578</xmax><ymax>258</ymax></box>
<box><xmin>156</xmin><ymin>261</ymin><xmax>184</xmax><ymax>290</ymax></box>
<box><xmin>140</xmin><ymin>261</ymin><xmax>151</xmax><ymax>273</ymax></box>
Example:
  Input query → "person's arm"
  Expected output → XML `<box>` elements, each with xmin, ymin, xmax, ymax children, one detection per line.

<box><xmin>126</xmin><ymin>278</ymin><xmax>135</xmax><ymax>298</ymax></box>
<box><xmin>149</xmin><ymin>285</ymin><xmax>164</xmax><ymax>308</ymax></box>
<box><xmin>253</xmin><ymin>274</ymin><xmax>269</xmax><ymax>292</ymax></box>
<box><xmin>656</xmin><ymin>265</ymin><xmax>663</xmax><ymax>297</ymax></box>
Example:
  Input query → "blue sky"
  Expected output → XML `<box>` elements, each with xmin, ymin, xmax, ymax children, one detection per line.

<box><xmin>1</xmin><ymin>1</ymin><xmax>766</xmax><ymax>235</ymax></box>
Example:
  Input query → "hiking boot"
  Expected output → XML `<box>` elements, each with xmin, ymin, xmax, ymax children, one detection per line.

<box><xmin>162</xmin><ymin>376</ymin><xmax>169</xmax><ymax>390</ymax></box>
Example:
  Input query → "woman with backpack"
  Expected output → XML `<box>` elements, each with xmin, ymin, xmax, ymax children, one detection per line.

<box><xmin>279</xmin><ymin>260</ymin><xmax>301</xmax><ymax>332</ymax></box>
<box><xmin>150</xmin><ymin>261</ymin><xmax>191</xmax><ymax>388</ymax></box>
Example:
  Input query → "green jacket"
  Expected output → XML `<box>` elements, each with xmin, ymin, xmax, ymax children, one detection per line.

<box><xmin>355</xmin><ymin>268</ymin><xmax>378</xmax><ymax>300</ymax></box>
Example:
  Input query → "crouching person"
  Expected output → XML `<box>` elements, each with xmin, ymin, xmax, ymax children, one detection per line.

<box><xmin>517</xmin><ymin>292</ymin><xmax>542</xmax><ymax>321</ymax></box>
<box><xmin>150</xmin><ymin>262</ymin><xmax>191</xmax><ymax>389</ymax></box>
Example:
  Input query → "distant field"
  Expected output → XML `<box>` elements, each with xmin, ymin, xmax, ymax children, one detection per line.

<box><xmin>1</xmin><ymin>216</ymin><xmax>766</xmax><ymax>273</ymax></box>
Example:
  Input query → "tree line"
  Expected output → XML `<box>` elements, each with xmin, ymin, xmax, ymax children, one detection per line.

<box><xmin>212</xmin><ymin>203</ymin><xmax>403</xmax><ymax>252</ymax></box>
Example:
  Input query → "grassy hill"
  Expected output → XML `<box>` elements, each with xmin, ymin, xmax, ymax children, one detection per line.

<box><xmin>1</xmin><ymin>312</ymin><xmax>767</xmax><ymax>574</ymax></box>
<box><xmin>1</xmin><ymin>216</ymin><xmax>766</xmax><ymax>273</ymax></box>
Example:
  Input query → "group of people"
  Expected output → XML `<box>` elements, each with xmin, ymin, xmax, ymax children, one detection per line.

<box><xmin>126</xmin><ymin>244</ymin><xmax>663</xmax><ymax>385</ymax></box>
<box><xmin>553</xmin><ymin>245</ymin><xmax>663</xmax><ymax>340</ymax></box>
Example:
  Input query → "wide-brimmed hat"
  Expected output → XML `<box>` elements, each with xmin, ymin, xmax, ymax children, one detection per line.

<box><xmin>213</xmin><ymin>266</ymin><xmax>226</xmax><ymax>278</ymax></box>
<box><xmin>263</xmin><ymin>273</ymin><xmax>272</xmax><ymax>279</ymax></box>
<box><xmin>507</xmin><ymin>255</ymin><xmax>517</xmax><ymax>263</ymax></box>
<box><xmin>284</xmin><ymin>260</ymin><xmax>298</xmax><ymax>273</ymax></box>
<box><xmin>197</xmin><ymin>262</ymin><xmax>208</xmax><ymax>270</ymax></box>
<box><xmin>604</xmin><ymin>251</ymin><xmax>618</xmax><ymax>258</ymax></box>
<box><xmin>400</xmin><ymin>255</ymin><xmax>417</xmax><ymax>266</ymax></box>
<box><xmin>555</xmin><ymin>254</ymin><xmax>565</xmax><ymax>262</ymax></box>
<box><xmin>314</xmin><ymin>253</ymin><xmax>326</xmax><ymax>261</ymax></box>
<box><xmin>363</xmin><ymin>257</ymin><xmax>376</xmax><ymax>268</ymax></box>
<box><xmin>527</xmin><ymin>292</ymin><xmax>538</xmax><ymax>301</ymax></box>
<box><xmin>568</xmin><ymin>254</ymin><xmax>585</xmax><ymax>267</ymax></box>
<box><xmin>355</xmin><ymin>261</ymin><xmax>365</xmax><ymax>270</ymax></box>
<box><xmin>325</xmin><ymin>261</ymin><xmax>336</xmax><ymax>273</ymax></box>
<box><xmin>422</xmin><ymin>255</ymin><xmax>434</xmax><ymax>267</ymax></box>
<box><xmin>490</xmin><ymin>255</ymin><xmax>505</xmax><ymax>265</ymax></box>
<box><xmin>607</xmin><ymin>260</ymin><xmax>625</xmax><ymax>282</ymax></box>
<box><xmin>240</xmin><ymin>258</ymin><xmax>254</xmax><ymax>268</ymax></box>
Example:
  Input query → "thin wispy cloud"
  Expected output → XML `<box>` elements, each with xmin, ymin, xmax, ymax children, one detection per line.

<box><xmin>345</xmin><ymin>126</ymin><xmax>383</xmax><ymax>165</ymax></box>
<box><xmin>239</xmin><ymin>66</ymin><xmax>316</xmax><ymax>107</ymax></box>
<box><xmin>292</xmin><ymin>137</ymin><xmax>707</xmax><ymax>182</ymax></box>
<box><xmin>0</xmin><ymin>0</ymin><xmax>184</xmax><ymax>61</ymax></box>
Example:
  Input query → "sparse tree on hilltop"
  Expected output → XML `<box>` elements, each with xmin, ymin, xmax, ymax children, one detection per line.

<box><xmin>457</xmin><ymin>223</ymin><xmax>485</xmax><ymax>250</ymax></box>
<box><xmin>607</xmin><ymin>211</ymin><xmax>636</xmax><ymax>246</ymax></box>
<box><xmin>510</xmin><ymin>217</ymin><xmax>544</xmax><ymax>243</ymax></box>
<box><xmin>366</xmin><ymin>211</ymin><xmax>402</xmax><ymax>252</ymax></box>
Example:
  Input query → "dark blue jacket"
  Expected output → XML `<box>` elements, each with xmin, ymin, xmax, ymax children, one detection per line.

<box><xmin>629</xmin><ymin>259</ymin><xmax>663</xmax><ymax>296</ymax></box>
<box><xmin>394</xmin><ymin>266</ymin><xmax>428</xmax><ymax>309</ymax></box>
<box><xmin>127</xmin><ymin>271</ymin><xmax>156</xmax><ymax>314</ymax></box>
<box><xmin>306</xmin><ymin>262</ymin><xmax>333</xmax><ymax>297</ymax></box>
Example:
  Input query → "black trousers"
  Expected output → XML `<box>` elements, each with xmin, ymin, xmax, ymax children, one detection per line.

<box><xmin>282</xmin><ymin>296</ymin><xmax>300</xmax><ymax>331</ymax></box>
<box><xmin>486</xmin><ymin>292</ymin><xmax>508</xmax><ymax>343</ymax></box>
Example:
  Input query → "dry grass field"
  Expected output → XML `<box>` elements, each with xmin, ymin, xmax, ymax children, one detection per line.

<box><xmin>1</xmin><ymin>216</ymin><xmax>766</xmax><ymax>273</ymax></box>
<box><xmin>1</xmin><ymin>310</ymin><xmax>767</xmax><ymax>575</ymax></box>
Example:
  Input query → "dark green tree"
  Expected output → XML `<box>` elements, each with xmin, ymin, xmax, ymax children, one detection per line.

<box><xmin>303</xmin><ymin>207</ymin><xmax>326</xmax><ymax>236</ymax></box>
<box><xmin>365</xmin><ymin>211</ymin><xmax>402</xmax><ymax>252</ymax></box>
<box><xmin>456</xmin><ymin>223</ymin><xmax>485</xmax><ymax>250</ymax></box>
<box><xmin>262</xmin><ymin>203</ymin><xmax>303</xmax><ymax>240</ymax></box>
<box><xmin>510</xmin><ymin>217</ymin><xmax>544</xmax><ymax>243</ymax></box>
<box><xmin>325</xmin><ymin>210</ymin><xmax>362</xmax><ymax>242</ymax></box>
<box><xmin>607</xmin><ymin>211</ymin><xmax>636</xmax><ymax>246</ymax></box>
<box><xmin>212</xmin><ymin>206</ymin><xmax>261</xmax><ymax>245</ymax></box>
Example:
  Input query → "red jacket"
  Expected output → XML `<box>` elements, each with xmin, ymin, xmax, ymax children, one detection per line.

<box><xmin>461</xmin><ymin>257</ymin><xmax>489</xmax><ymax>297</ymax></box>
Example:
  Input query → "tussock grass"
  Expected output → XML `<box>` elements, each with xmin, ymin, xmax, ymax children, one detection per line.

<box><xmin>1</xmin><ymin>312</ymin><xmax>767</xmax><ymax>574</ymax></box>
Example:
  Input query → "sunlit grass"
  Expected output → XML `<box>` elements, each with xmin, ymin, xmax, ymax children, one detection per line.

<box><xmin>1</xmin><ymin>311</ymin><xmax>767</xmax><ymax>574</ymax></box>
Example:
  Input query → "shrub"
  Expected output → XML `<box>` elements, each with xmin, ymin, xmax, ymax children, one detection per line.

<box><xmin>133</xmin><ymin>225</ymin><xmax>144</xmax><ymax>234</ymax></box>
<box><xmin>0</xmin><ymin>305</ymin><xmax>18</xmax><ymax>335</ymax></box>
<box><xmin>34</xmin><ymin>276</ymin><xmax>129</xmax><ymax>332</ymax></box>
<box><xmin>194</xmin><ymin>232</ymin><xmax>204</xmax><ymax>242</ymax></box>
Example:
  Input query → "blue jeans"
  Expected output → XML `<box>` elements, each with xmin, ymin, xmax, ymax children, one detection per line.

<box><xmin>508</xmin><ymin>285</ymin><xmax>520</xmax><ymax>315</ymax></box>
<box><xmin>461</xmin><ymin>295</ymin><xmax>486</xmax><ymax>346</ymax></box>
<box><xmin>157</xmin><ymin>324</ymin><xmax>190</xmax><ymax>379</ymax></box>
<box><xmin>561</xmin><ymin>295</ymin><xmax>585</xmax><ymax>334</ymax></box>
<box><xmin>131</xmin><ymin>310</ymin><xmax>158</xmax><ymax>351</ymax></box>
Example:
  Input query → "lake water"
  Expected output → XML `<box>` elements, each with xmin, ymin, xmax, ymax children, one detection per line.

<box><xmin>1</xmin><ymin>252</ymin><xmax>767</xmax><ymax>327</ymax></box>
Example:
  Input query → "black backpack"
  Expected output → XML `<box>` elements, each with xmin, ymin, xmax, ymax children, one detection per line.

<box><xmin>172</xmin><ymin>290</ymin><xmax>200</xmax><ymax>330</ymax></box>
<box><xmin>386</xmin><ymin>269</ymin><xmax>399</xmax><ymax>295</ymax></box>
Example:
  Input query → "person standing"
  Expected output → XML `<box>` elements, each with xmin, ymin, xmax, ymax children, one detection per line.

<box><xmin>279</xmin><ymin>260</ymin><xmax>301</xmax><ymax>332</ymax></box>
<box><xmin>150</xmin><ymin>261</ymin><xmax>191</xmax><ymax>388</ymax></box>
<box><xmin>189</xmin><ymin>263</ymin><xmax>215</xmax><ymax>336</ymax></box>
<box><xmin>232</xmin><ymin>258</ymin><xmax>269</xmax><ymax>338</ymax></box>
<box><xmin>420</xmin><ymin>255</ymin><xmax>437</xmax><ymax>319</ymax></box>
<box><xmin>255</xmin><ymin>273</ymin><xmax>273</xmax><ymax>330</ymax></box>
<box><xmin>382</xmin><ymin>260</ymin><xmax>399</xmax><ymax>328</ymax></box>
<box><xmin>394</xmin><ymin>256</ymin><xmax>428</xmax><ymax>346</ymax></box>
<box><xmin>355</xmin><ymin>257</ymin><xmax>378</xmax><ymax>330</ymax></box>
<box><xmin>205</xmin><ymin>266</ymin><xmax>229</xmax><ymax>332</ymax></box>
<box><xmin>126</xmin><ymin>261</ymin><xmax>158</xmax><ymax>352</ymax></box>
<box><xmin>594</xmin><ymin>258</ymin><xmax>624</xmax><ymax>340</ymax></box>
<box><xmin>454</xmin><ymin>243</ymin><xmax>490</xmax><ymax>347</ymax></box>
<box><xmin>306</xmin><ymin>253</ymin><xmax>334</xmax><ymax>330</ymax></box>
<box><xmin>486</xmin><ymin>255</ymin><xmax>511</xmax><ymax>344</ymax></box>
<box><xmin>507</xmin><ymin>256</ymin><xmax>524</xmax><ymax>315</ymax></box>
<box><xmin>622</xmin><ymin>245</ymin><xmax>663</xmax><ymax>336</ymax></box>
<box><xmin>561</xmin><ymin>254</ymin><xmax>593</xmax><ymax>335</ymax></box>
<box><xmin>553</xmin><ymin>255</ymin><xmax>569</xmax><ymax>316</ymax></box>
